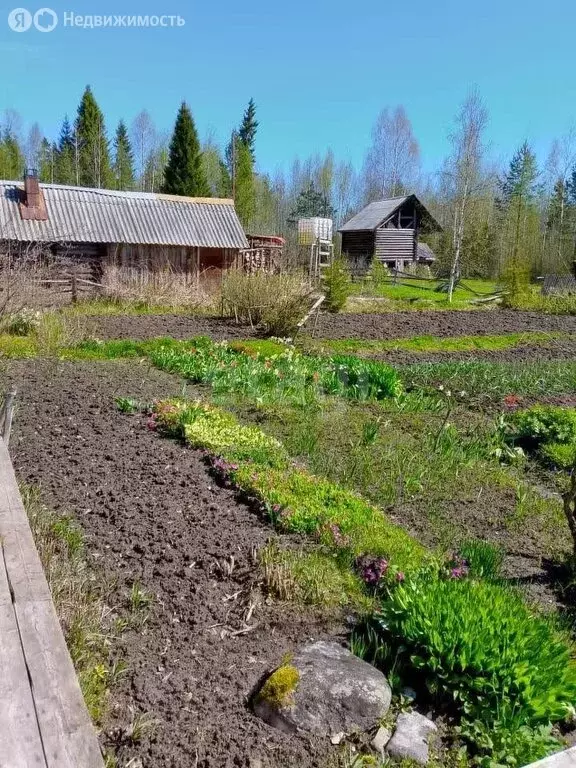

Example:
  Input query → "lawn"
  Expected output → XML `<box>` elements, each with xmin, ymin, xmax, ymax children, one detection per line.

<box><xmin>350</xmin><ymin>277</ymin><xmax>499</xmax><ymax>310</ymax></box>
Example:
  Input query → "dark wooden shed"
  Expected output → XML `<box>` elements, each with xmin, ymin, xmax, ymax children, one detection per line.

<box><xmin>339</xmin><ymin>194</ymin><xmax>441</xmax><ymax>274</ymax></box>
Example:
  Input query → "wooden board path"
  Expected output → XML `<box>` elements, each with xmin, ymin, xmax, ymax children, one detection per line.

<box><xmin>0</xmin><ymin>436</ymin><xmax>103</xmax><ymax>767</ymax></box>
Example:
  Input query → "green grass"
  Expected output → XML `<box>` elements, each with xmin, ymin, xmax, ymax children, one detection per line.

<box><xmin>401</xmin><ymin>359</ymin><xmax>576</xmax><ymax>401</ymax></box>
<box><xmin>302</xmin><ymin>331</ymin><xmax>569</xmax><ymax>357</ymax></box>
<box><xmin>63</xmin><ymin>297</ymin><xmax>213</xmax><ymax>317</ymax></box>
<box><xmin>350</xmin><ymin>278</ymin><xmax>498</xmax><ymax>310</ymax></box>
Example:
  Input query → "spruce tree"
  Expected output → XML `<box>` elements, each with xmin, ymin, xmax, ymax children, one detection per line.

<box><xmin>0</xmin><ymin>128</ymin><xmax>25</xmax><ymax>179</ymax></box>
<box><xmin>288</xmin><ymin>182</ymin><xmax>335</xmax><ymax>221</ymax></box>
<box><xmin>162</xmin><ymin>102</ymin><xmax>210</xmax><ymax>197</ymax></box>
<box><xmin>234</xmin><ymin>139</ymin><xmax>255</xmax><ymax>228</ymax></box>
<box><xmin>238</xmin><ymin>98</ymin><xmax>258</xmax><ymax>160</ymax></box>
<box><xmin>113</xmin><ymin>120</ymin><xmax>135</xmax><ymax>190</ymax></box>
<box><xmin>55</xmin><ymin>116</ymin><xmax>76</xmax><ymax>184</ymax></box>
<box><xmin>38</xmin><ymin>138</ymin><xmax>55</xmax><ymax>183</ymax></box>
<box><xmin>75</xmin><ymin>86</ymin><xmax>113</xmax><ymax>188</ymax></box>
<box><xmin>499</xmin><ymin>142</ymin><xmax>540</xmax><ymax>265</ymax></box>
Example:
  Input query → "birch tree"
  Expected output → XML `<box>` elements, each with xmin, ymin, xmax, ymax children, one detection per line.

<box><xmin>444</xmin><ymin>90</ymin><xmax>488</xmax><ymax>301</ymax></box>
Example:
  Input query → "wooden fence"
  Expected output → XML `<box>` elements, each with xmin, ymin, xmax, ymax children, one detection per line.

<box><xmin>0</xmin><ymin>391</ymin><xmax>103</xmax><ymax>767</ymax></box>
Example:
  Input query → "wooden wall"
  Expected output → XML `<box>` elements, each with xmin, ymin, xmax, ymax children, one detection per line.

<box><xmin>375</xmin><ymin>228</ymin><xmax>415</xmax><ymax>263</ymax></box>
<box><xmin>106</xmin><ymin>244</ymin><xmax>239</xmax><ymax>281</ymax></box>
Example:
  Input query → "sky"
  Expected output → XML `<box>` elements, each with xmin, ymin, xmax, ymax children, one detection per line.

<box><xmin>0</xmin><ymin>0</ymin><xmax>575</xmax><ymax>177</ymax></box>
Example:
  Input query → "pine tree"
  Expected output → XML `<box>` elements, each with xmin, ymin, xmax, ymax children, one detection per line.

<box><xmin>113</xmin><ymin>120</ymin><xmax>135</xmax><ymax>190</ymax></box>
<box><xmin>0</xmin><ymin>128</ymin><xmax>25</xmax><ymax>179</ymax></box>
<box><xmin>75</xmin><ymin>86</ymin><xmax>113</xmax><ymax>188</ymax></box>
<box><xmin>238</xmin><ymin>98</ymin><xmax>258</xmax><ymax>160</ymax></box>
<box><xmin>55</xmin><ymin>116</ymin><xmax>76</xmax><ymax>184</ymax></box>
<box><xmin>38</xmin><ymin>138</ymin><xmax>55</xmax><ymax>183</ymax></box>
<box><xmin>162</xmin><ymin>102</ymin><xmax>210</xmax><ymax>197</ymax></box>
<box><xmin>499</xmin><ymin>142</ymin><xmax>540</xmax><ymax>267</ymax></box>
<box><xmin>234</xmin><ymin>139</ymin><xmax>255</xmax><ymax>228</ymax></box>
<box><xmin>288</xmin><ymin>182</ymin><xmax>335</xmax><ymax>221</ymax></box>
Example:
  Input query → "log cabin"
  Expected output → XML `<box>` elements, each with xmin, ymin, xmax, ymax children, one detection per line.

<box><xmin>339</xmin><ymin>194</ymin><xmax>441</xmax><ymax>274</ymax></box>
<box><xmin>0</xmin><ymin>171</ymin><xmax>248</xmax><ymax>282</ymax></box>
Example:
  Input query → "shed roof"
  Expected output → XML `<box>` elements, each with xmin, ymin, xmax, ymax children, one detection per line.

<box><xmin>0</xmin><ymin>181</ymin><xmax>249</xmax><ymax>249</ymax></box>
<box><xmin>339</xmin><ymin>194</ymin><xmax>441</xmax><ymax>233</ymax></box>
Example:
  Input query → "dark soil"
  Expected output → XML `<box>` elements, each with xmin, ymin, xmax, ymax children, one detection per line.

<box><xmin>311</xmin><ymin>310</ymin><xmax>576</xmax><ymax>340</ymax></box>
<box><xmin>93</xmin><ymin>315</ymin><xmax>256</xmax><ymax>342</ymax></box>
<box><xmin>6</xmin><ymin>360</ymin><xmax>343</xmax><ymax>768</ymax></box>
<box><xmin>90</xmin><ymin>309</ymin><xmax>576</xmax><ymax>344</ymax></box>
<box><xmin>365</xmin><ymin>339</ymin><xmax>576</xmax><ymax>366</ymax></box>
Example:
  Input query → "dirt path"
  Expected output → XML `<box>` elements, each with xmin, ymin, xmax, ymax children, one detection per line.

<box><xmin>5</xmin><ymin>360</ymin><xmax>342</xmax><ymax>768</ymax></box>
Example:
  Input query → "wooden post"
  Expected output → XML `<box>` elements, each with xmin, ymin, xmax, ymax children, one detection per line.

<box><xmin>71</xmin><ymin>274</ymin><xmax>78</xmax><ymax>304</ymax></box>
<box><xmin>2</xmin><ymin>388</ymin><xmax>16</xmax><ymax>447</ymax></box>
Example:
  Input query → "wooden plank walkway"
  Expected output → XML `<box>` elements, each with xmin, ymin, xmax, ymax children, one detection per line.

<box><xmin>0</xmin><ymin>434</ymin><xmax>103</xmax><ymax>767</ymax></box>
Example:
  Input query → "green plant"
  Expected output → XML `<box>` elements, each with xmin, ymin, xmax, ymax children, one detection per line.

<box><xmin>460</xmin><ymin>718</ymin><xmax>562</xmax><ymax>767</ymax></box>
<box><xmin>507</xmin><ymin>405</ymin><xmax>576</xmax><ymax>449</ymax></box>
<box><xmin>323</xmin><ymin>257</ymin><xmax>352</xmax><ymax>312</ymax></box>
<box><xmin>540</xmin><ymin>442</ymin><xmax>576</xmax><ymax>469</ymax></box>
<box><xmin>458</xmin><ymin>540</ymin><xmax>504</xmax><ymax>581</ymax></box>
<box><xmin>4</xmin><ymin>308</ymin><xmax>42</xmax><ymax>335</ymax></box>
<box><xmin>500</xmin><ymin>257</ymin><xmax>532</xmax><ymax>307</ymax></box>
<box><xmin>376</xmin><ymin>576</ymin><xmax>576</xmax><ymax>726</ymax></box>
<box><xmin>115</xmin><ymin>396</ymin><xmax>139</xmax><ymax>414</ymax></box>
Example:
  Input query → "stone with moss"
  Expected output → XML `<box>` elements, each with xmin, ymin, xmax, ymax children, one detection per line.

<box><xmin>253</xmin><ymin>641</ymin><xmax>391</xmax><ymax>738</ymax></box>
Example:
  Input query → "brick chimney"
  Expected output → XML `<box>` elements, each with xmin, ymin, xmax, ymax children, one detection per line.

<box><xmin>19</xmin><ymin>168</ymin><xmax>48</xmax><ymax>221</ymax></box>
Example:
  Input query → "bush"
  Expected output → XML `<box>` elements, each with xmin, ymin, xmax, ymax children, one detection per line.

<box><xmin>323</xmin><ymin>257</ymin><xmax>352</xmax><ymax>312</ymax></box>
<box><xmin>375</xmin><ymin>576</ymin><xmax>576</xmax><ymax>726</ymax></box>
<box><xmin>507</xmin><ymin>405</ymin><xmax>576</xmax><ymax>450</ymax></box>
<box><xmin>4</xmin><ymin>308</ymin><xmax>42</xmax><ymax>335</ymax></box>
<box><xmin>540</xmin><ymin>441</ymin><xmax>576</xmax><ymax>469</ymax></box>
<box><xmin>221</xmin><ymin>269</ymin><xmax>312</xmax><ymax>336</ymax></box>
<box><xmin>500</xmin><ymin>257</ymin><xmax>532</xmax><ymax>307</ymax></box>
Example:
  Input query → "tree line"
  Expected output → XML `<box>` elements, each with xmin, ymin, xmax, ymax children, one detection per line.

<box><xmin>1</xmin><ymin>85</ymin><xmax>576</xmax><ymax>277</ymax></box>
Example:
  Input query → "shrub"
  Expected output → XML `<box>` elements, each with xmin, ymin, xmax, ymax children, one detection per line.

<box><xmin>500</xmin><ymin>257</ymin><xmax>532</xmax><ymax>307</ymax></box>
<box><xmin>540</xmin><ymin>442</ymin><xmax>576</xmax><ymax>469</ymax></box>
<box><xmin>375</xmin><ymin>576</ymin><xmax>576</xmax><ymax>726</ymax></box>
<box><xmin>370</xmin><ymin>259</ymin><xmax>390</xmax><ymax>286</ymax></box>
<box><xmin>221</xmin><ymin>269</ymin><xmax>312</xmax><ymax>335</ymax></box>
<box><xmin>4</xmin><ymin>308</ymin><xmax>42</xmax><ymax>335</ymax></box>
<box><xmin>323</xmin><ymin>257</ymin><xmax>352</xmax><ymax>312</ymax></box>
<box><xmin>507</xmin><ymin>405</ymin><xmax>576</xmax><ymax>450</ymax></box>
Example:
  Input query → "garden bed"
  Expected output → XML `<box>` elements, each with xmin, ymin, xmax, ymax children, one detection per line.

<box><xmin>5</xmin><ymin>360</ymin><xmax>342</xmax><ymax>768</ymax></box>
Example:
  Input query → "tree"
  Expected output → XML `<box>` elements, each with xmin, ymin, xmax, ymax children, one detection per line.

<box><xmin>54</xmin><ymin>116</ymin><xmax>76</xmax><ymax>185</ymax></box>
<box><xmin>38</xmin><ymin>138</ymin><xmax>55</xmax><ymax>183</ymax></box>
<box><xmin>162</xmin><ymin>102</ymin><xmax>210</xmax><ymax>197</ymax></box>
<box><xmin>25</xmin><ymin>123</ymin><xmax>43</xmax><ymax>170</ymax></box>
<box><xmin>234</xmin><ymin>139</ymin><xmax>256</xmax><ymax>229</ymax></box>
<box><xmin>444</xmin><ymin>90</ymin><xmax>489</xmax><ymax>300</ymax></box>
<box><xmin>499</xmin><ymin>142</ymin><xmax>540</xmax><ymax>271</ymax></box>
<box><xmin>238</xmin><ymin>98</ymin><xmax>258</xmax><ymax>160</ymax></box>
<box><xmin>361</xmin><ymin>106</ymin><xmax>420</xmax><ymax>201</ymax></box>
<box><xmin>131</xmin><ymin>110</ymin><xmax>156</xmax><ymax>191</ymax></box>
<box><xmin>75</xmin><ymin>85</ymin><xmax>113</xmax><ymax>188</ymax></box>
<box><xmin>113</xmin><ymin>120</ymin><xmax>135</xmax><ymax>190</ymax></box>
<box><xmin>288</xmin><ymin>182</ymin><xmax>335</xmax><ymax>221</ymax></box>
<box><xmin>202</xmin><ymin>136</ymin><xmax>232</xmax><ymax>197</ymax></box>
<box><xmin>0</xmin><ymin>129</ymin><xmax>25</xmax><ymax>180</ymax></box>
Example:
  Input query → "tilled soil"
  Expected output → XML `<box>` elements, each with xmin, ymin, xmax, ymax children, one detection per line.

<box><xmin>6</xmin><ymin>360</ymin><xmax>343</xmax><ymax>768</ymax></box>
<box><xmin>312</xmin><ymin>310</ymin><xmax>576</xmax><ymax>340</ymax></box>
<box><xmin>360</xmin><ymin>339</ymin><xmax>576</xmax><ymax>366</ymax></box>
<box><xmin>90</xmin><ymin>310</ymin><xmax>576</xmax><ymax>343</ymax></box>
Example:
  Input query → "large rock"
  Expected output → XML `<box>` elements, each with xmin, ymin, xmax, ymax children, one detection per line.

<box><xmin>253</xmin><ymin>641</ymin><xmax>391</xmax><ymax>738</ymax></box>
<box><xmin>386</xmin><ymin>711</ymin><xmax>438</xmax><ymax>765</ymax></box>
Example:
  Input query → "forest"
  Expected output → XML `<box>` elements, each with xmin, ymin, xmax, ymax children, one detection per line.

<box><xmin>1</xmin><ymin>85</ymin><xmax>576</xmax><ymax>279</ymax></box>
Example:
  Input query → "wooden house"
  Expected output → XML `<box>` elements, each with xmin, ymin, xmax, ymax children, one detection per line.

<box><xmin>0</xmin><ymin>171</ymin><xmax>248</xmax><ymax>281</ymax></box>
<box><xmin>339</xmin><ymin>194</ymin><xmax>441</xmax><ymax>274</ymax></box>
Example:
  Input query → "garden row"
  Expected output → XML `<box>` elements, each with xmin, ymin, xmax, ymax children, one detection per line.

<box><xmin>111</xmin><ymin>337</ymin><xmax>576</xmax><ymax>766</ymax></box>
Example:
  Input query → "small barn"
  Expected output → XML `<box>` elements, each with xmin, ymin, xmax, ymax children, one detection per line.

<box><xmin>0</xmin><ymin>172</ymin><xmax>248</xmax><ymax>281</ymax></box>
<box><xmin>339</xmin><ymin>194</ymin><xmax>441</xmax><ymax>274</ymax></box>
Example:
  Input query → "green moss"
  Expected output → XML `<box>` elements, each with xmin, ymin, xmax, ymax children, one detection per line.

<box><xmin>256</xmin><ymin>664</ymin><xmax>300</xmax><ymax>708</ymax></box>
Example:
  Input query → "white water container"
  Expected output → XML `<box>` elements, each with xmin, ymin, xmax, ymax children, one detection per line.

<box><xmin>297</xmin><ymin>217</ymin><xmax>333</xmax><ymax>245</ymax></box>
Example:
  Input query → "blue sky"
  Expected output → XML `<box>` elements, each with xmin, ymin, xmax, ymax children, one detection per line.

<box><xmin>1</xmin><ymin>0</ymin><xmax>575</xmax><ymax>176</ymax></box>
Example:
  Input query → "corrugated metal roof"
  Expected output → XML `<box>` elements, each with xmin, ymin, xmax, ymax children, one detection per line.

<box><xmin>0</xmin><ymin>181</ymin><xmax>249</xmax><ymax>249</ymax></box>
<box><xmin>339</xmin><ymin>196</ymin><xmax>410</xmax><ymax>232</ymax></box>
